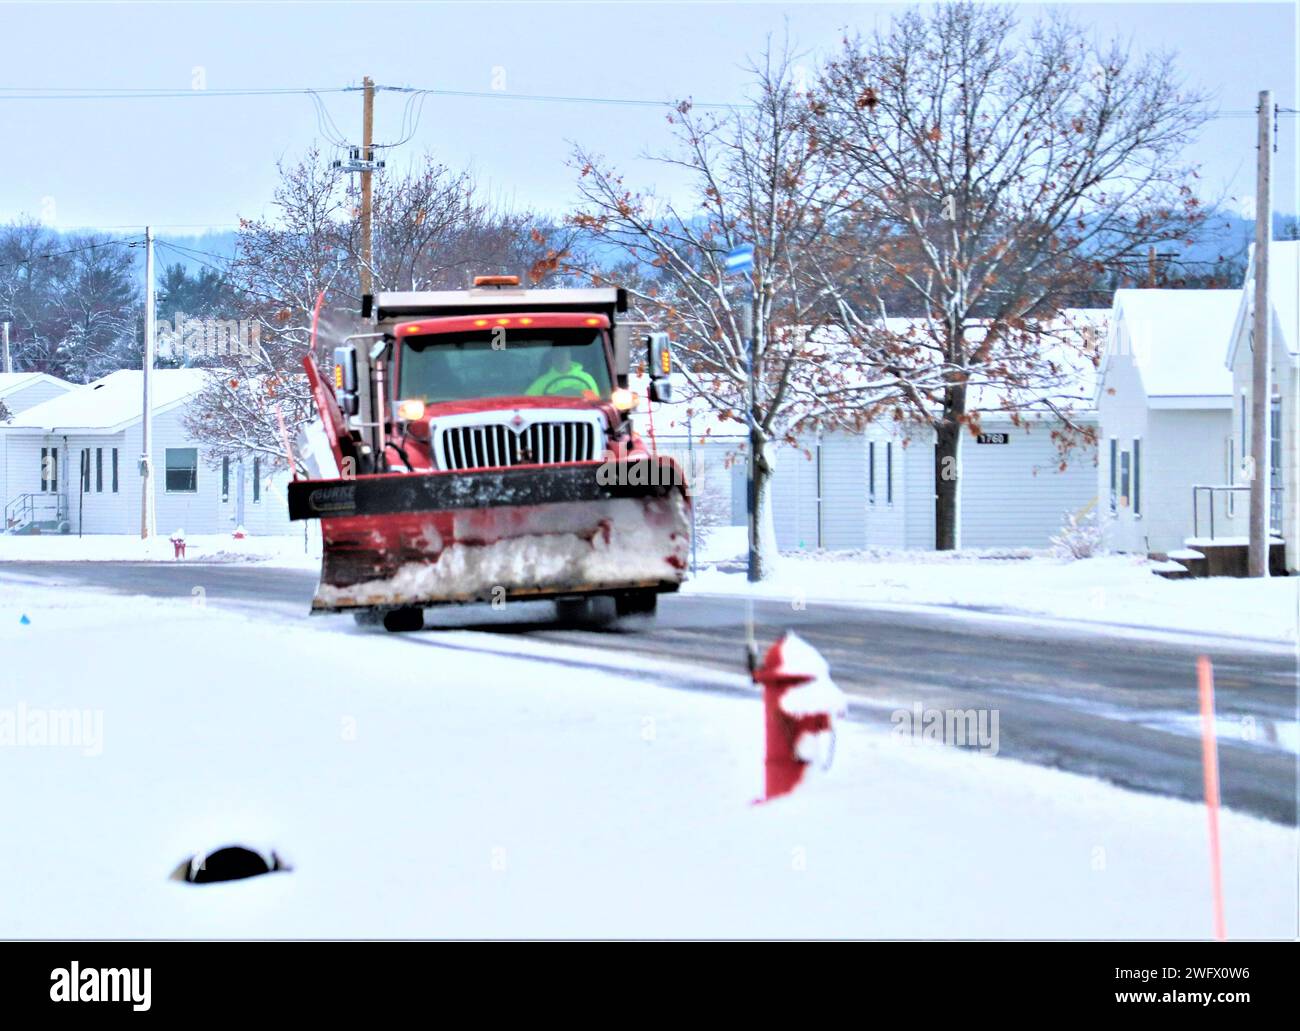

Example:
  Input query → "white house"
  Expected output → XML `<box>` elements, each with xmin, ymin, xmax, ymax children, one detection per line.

<box><xmin>0</xmin><ymin>372</ymin><xmax>74</xmax><ymax>516</ymax></box>
<box><xmin>1096</xmin><ymin>289</ymin><xmax>1243</xmax><ymax>554</ymax></box>
<box><xmin>1</xmin><ymin>369</ymin><xmax>292</xmax><ymax>536</ymax></box>
<box><xmin>1225</xmin><ymin>240</ymin><xmax>1300</xmax><ymax>573</ymax></box>
<box><xmin>647</xmin><ymin>310</ymin><xmax>1108</xmax><ymax>553</ymax></box>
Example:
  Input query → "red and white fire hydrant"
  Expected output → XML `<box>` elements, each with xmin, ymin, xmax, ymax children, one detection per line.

<box><xmin>752</xmin><ymin>632</ymin><xmax>847</xmax><ymax>802</ymax></box>
<box><xmin>169</xmin><ymin>529</ymin><xmax>186</xmax><ymax>559</ymax></box>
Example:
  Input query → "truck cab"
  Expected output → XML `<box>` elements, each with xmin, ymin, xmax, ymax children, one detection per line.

<box><xmin>290</xmin><ymin>277</ymin><xmax>689</xmax><ymax>630</ymax></box>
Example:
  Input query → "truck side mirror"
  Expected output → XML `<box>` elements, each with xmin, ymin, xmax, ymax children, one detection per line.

<box><xmin>333</xmin><ymin>345</ymin><xmax>359</xmax><ymax>417</ymax></box>
<box><xmin>646</xmin><ymin>332</ymin><xmax>676</xmax><ymax>402</ymax></box>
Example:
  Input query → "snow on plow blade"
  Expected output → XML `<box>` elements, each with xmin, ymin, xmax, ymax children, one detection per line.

<box><xmin>287</xmin><ymin>457</ymin><xmax>690</xmax><ymax>611</ymax></box>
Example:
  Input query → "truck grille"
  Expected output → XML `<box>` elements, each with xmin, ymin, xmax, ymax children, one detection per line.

<box><xmin>437</xmin><ymin>420</ymin><xmax>602</xmax><ymax>471</ymax></box>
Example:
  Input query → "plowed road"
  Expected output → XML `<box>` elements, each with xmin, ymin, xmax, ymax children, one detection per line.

<box><xmin>3</xmin><ymin>560</ymin><xmax>1295</xmax><ymax>824</ymax></box>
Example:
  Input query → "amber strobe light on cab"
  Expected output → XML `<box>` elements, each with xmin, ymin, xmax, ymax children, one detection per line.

<box><xmin>473</xmin><ymin>274</ymin><xmax>520</xmax><ymax>287</ymax></box>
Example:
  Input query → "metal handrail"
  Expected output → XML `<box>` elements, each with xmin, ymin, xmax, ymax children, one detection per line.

<box><xmin>3</xmin><ymin>492</ymin><xmax>66</xmax><ymax>533</ymax></box>
<box><xmin>1191</xmin><ymin>484</ymin><xmax>1283</xmax><ymax>540</ymax></box>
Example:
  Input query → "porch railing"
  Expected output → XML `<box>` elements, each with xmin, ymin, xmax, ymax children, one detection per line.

<box><xmin>3</xmin><ymin>492</ymin><xmax>67</xmax><ymax>533</ymax></box>
<box><xmin>1191</xmin><ymin>484</ymin><xmax>1283</xmax><ymax>541</ymax></box>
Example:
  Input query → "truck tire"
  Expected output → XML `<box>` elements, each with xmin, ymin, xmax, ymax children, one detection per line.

<box><xmin>553</xmin><ymin>597</ymin><xmax>589</xmax><ymax>625</ymax></box>
<box><xmin>614</xmin><ymin>590</ymin><xmax>658</xmax><ymax>618</ymax></box>
<box><xmin>382</xmin><ymin>607</ymin><xmax>424</xmax><ymax>633</ymax></box>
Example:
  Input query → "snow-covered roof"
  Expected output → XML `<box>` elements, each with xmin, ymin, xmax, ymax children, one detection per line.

<box><xmin>3</xmin><ymin>369</ymin><xmax>209</xmax><ymax>434</ymax></box>
<box><xmin>1226</xmin><ymin>241</ymin><xmax>1300</xmax><ymax>368</ymax></box>
<box><xmin>0</xmin><ymin>371</ymin><xmax>72</xmax><ymax>399</ymax></box>
<box><xmin>1103</xmin><ymin>289</ymin><xmax>1240</xmax><ymax>400</ymax></box>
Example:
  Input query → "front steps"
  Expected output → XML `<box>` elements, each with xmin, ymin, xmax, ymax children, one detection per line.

<box><xmin>1151</xmin><ymin>538</ymin><xmax>1287</xmax><ymax>579</ymax></box>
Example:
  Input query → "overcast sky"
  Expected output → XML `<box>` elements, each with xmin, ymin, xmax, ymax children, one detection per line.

<box><xmin>0</xmin><ymin>1</ymin><xmax>1295</xmax><ymax>233</ymax></box>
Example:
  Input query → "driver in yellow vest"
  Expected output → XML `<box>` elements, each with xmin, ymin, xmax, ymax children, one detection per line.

<box><xmin>526</xmin><ymin>346</ymin><xmax>599</xmax><ymax>397</ymax></box>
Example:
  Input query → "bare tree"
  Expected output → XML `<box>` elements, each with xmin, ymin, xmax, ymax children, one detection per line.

<box><xmin>185</xmin><ymin>148</ymin><xmax>350</xmax><ymax>471</ymax></box>
<box><xmin>185</xmin><ymin>147</ymin><xmax>568</xmax><ymax>469</ymax></box>
<box><xmin>570</xmin><ymin>44</ymin><xmax>880</xmax><ymax>578</ymax></box>
<box><xmin>812</xmin><ymin>2</ymin><xmax>1211</xmax><ymax>548</ymax></box>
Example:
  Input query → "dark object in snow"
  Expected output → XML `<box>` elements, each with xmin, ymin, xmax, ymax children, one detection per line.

<box><xmin>171</xmin><ymin>845</ymin><xmax>290</xmax><ymax>884</ymax></box>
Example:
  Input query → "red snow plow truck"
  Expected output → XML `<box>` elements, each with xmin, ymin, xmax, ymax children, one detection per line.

<box><xmin>288</xmin><ymin>277</ymin><xmax>690</xmax><ymax>632</ymax></box>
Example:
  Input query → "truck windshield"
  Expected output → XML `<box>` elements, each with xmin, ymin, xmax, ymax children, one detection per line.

<box><xmin>398</xmin><ymin>328</ymin><xmax>612</xmax><ymax>403</ymax></box>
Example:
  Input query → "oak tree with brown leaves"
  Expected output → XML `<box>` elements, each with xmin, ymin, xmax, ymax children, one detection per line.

<box><xmin>811</xmin><ymin>2</ymin><xmax>1211</xmax><ymax>548</ymax></box>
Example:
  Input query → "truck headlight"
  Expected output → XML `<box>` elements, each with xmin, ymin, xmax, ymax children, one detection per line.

<box><xmin>610</xmin><ymin>388</ymin><xmax>640</xmax><ymax>413</ymax></box>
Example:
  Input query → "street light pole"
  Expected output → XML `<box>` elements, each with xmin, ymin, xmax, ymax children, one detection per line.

<box><xmin>741</xmin><ymin>295</ymin><xmax>759</xmax><ymax>583</ymax></box>
<box><xmin>1248</xmin><ymin>89</ymin><xmax>1273</xmax><ymax>578</ymax></box>
<box><xmin>724</xmin><ymin>243</ymin><xmax>759</xmax><ymax>583</ymax></box>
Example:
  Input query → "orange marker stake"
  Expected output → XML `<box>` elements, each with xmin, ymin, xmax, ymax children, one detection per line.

<box><xmin>1197</xmin><ymin>655</ymin><xmax>1227</xmax><ymax>941</ymax></box>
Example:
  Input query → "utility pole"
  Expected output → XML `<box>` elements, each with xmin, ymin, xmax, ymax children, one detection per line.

<box><xmin>1248</xmin><ymin>90</ymin><xmax>1273</xmax><ymax>578</ymax></box>
<box><xmin>140</xmin><ymin>226</ymin><xmax>156</xmax><ymax>539</ymax></box>
<box><xmin>2</xmin><ymin>321</ymin><xmax>10</xmax><ymax>374</ymax></box>
<box><xmin>359</xmin><ymin>75</ymin><xmax>375</xmax><ymax>299</ymax></box>
<box><xmin>333</xmin><ymin>79</ymin><xmax>384</xmax><ymax>302</ymax></box>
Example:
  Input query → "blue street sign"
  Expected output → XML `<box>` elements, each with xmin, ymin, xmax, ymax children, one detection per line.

<box><xmin>723</xmin><ymin>243</ymin><xmax>754</xmax><ymax>275</ymax></box>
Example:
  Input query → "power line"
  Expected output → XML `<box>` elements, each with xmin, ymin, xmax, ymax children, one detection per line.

<box><xmin>308</xmin><ymin>90</ymin><xmax>352</xmax><ymax>148</ymax></box>
<box><xmin>0</xmin><ymin>85</ymin><xmax>359</xmax><ymax>101</ymax></box>
<box><xmin>381</xmin><ymin>84</ymin><xmax>737</xmax><ymax>111</ymax></box>
<box><xmin>154</xmin><ymin>239</ymin><xmax>235</xmax><ymax>269</ymax></box>
<box><xmin>0</xmin><ymin>236</ymin><xmax>141</xmax><ymax>270</ymax></box>
<box><xmin>0</xmin><ymin>81</ymin><xmax>1291</xmax><ymax>117</ymax></box>
<box><xmin>60</xmin><ymin>223</ymin><xmax>242</xmax><ymax>231</ymax></box>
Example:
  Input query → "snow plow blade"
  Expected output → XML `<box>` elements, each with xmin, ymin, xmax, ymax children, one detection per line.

<box><xmin>287</xmin><ymin>457</ymin><xmax>690</xmax><ymax>612</ymax></box>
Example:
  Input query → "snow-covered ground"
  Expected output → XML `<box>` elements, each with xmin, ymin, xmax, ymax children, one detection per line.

<box><xmin>1</xmin><ymin>578</ymin><xmax>1294</xmax><ymax>938</ymax></box>
<box><xmin>687</xmin><ymin>532</ymin><xmax>1300</xmax><ymax>645</ymax></box>
<box><xmin>0</xmin><ymin>528</ymin><xmax>321</xmax><ymax>569</ymax></box>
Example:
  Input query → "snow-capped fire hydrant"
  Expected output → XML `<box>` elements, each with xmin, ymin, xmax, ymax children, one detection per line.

<box><xmin>169</xmin><ymin>529</ymin><xmax>186</xmax><ymax>559</ymax></box>
<box><xmin>752</xmin><ymin>632</ymin><xmax>848</xmax><ymax>801</ymax></box>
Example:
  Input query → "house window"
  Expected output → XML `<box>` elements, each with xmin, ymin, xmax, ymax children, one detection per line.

<box><xmin>253</xmin><ymin>457</ymin><xmax>261</xmax><ymax>503</ymax></box>
<box><xmin>1240</xmin><ymin>392</ymin><xmax>1248</xmax><ymax>458</ymax></box>
<box><xmin>868</xmin><ymin>441</ymin><xmax>876</xmax><ymax>505</ymax></box>
<box><xmin>96</xmin><ymin>448</ymin><xmax>103</xmax><ymax>493</ymax></box>
<box><xmin>1108</xmin><ymin>439</ymin><xmax>1117</xmax><ymax>514</ymax></box>
<box><xmin>1132</xmin><ymin>439</ymin><xmax>1141</xmax><ymax>517</ymax></box>
<box><xmin>40</xmin><ymin>447</ymin><xmax>57</xmax><ymax>493</ymax></box>
<box><xmin>165</xmin><ymin>448</ymin><xmax>198</xmax><ymax>493</ymax></box>
<box><xmin>1119</xmin><ymin>449</ymin><xmax>1131</xmax><ymax>509</ymax></box>
<box><xmin>886</xmin><ymin>441</ymin><xmax>893</xmax><ymax>504</ymax></box>
<box><xmin>222</xmin><ymin>456</ymin><xmax>230</xmax><ymax>503</ymax></box>
<box><xmin>111</xmin><ymin>448</ymin><xmax>119</xmax><ymax>493</ymax></box>
<box><xmin>81</xmin><ymin>449</ymin><xmax>91</xmax><ymax>493</ymax></box>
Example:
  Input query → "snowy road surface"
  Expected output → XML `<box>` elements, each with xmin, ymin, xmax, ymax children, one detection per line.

<box><xmin>1</xmin><ymin>569</ymin><xmax>1296</xmax><ymax>938</ymax></box>
<box><xmin>1</xmin><ymin>560</ymin><xmax>1296</xmax><ymax>826</ymax></box>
